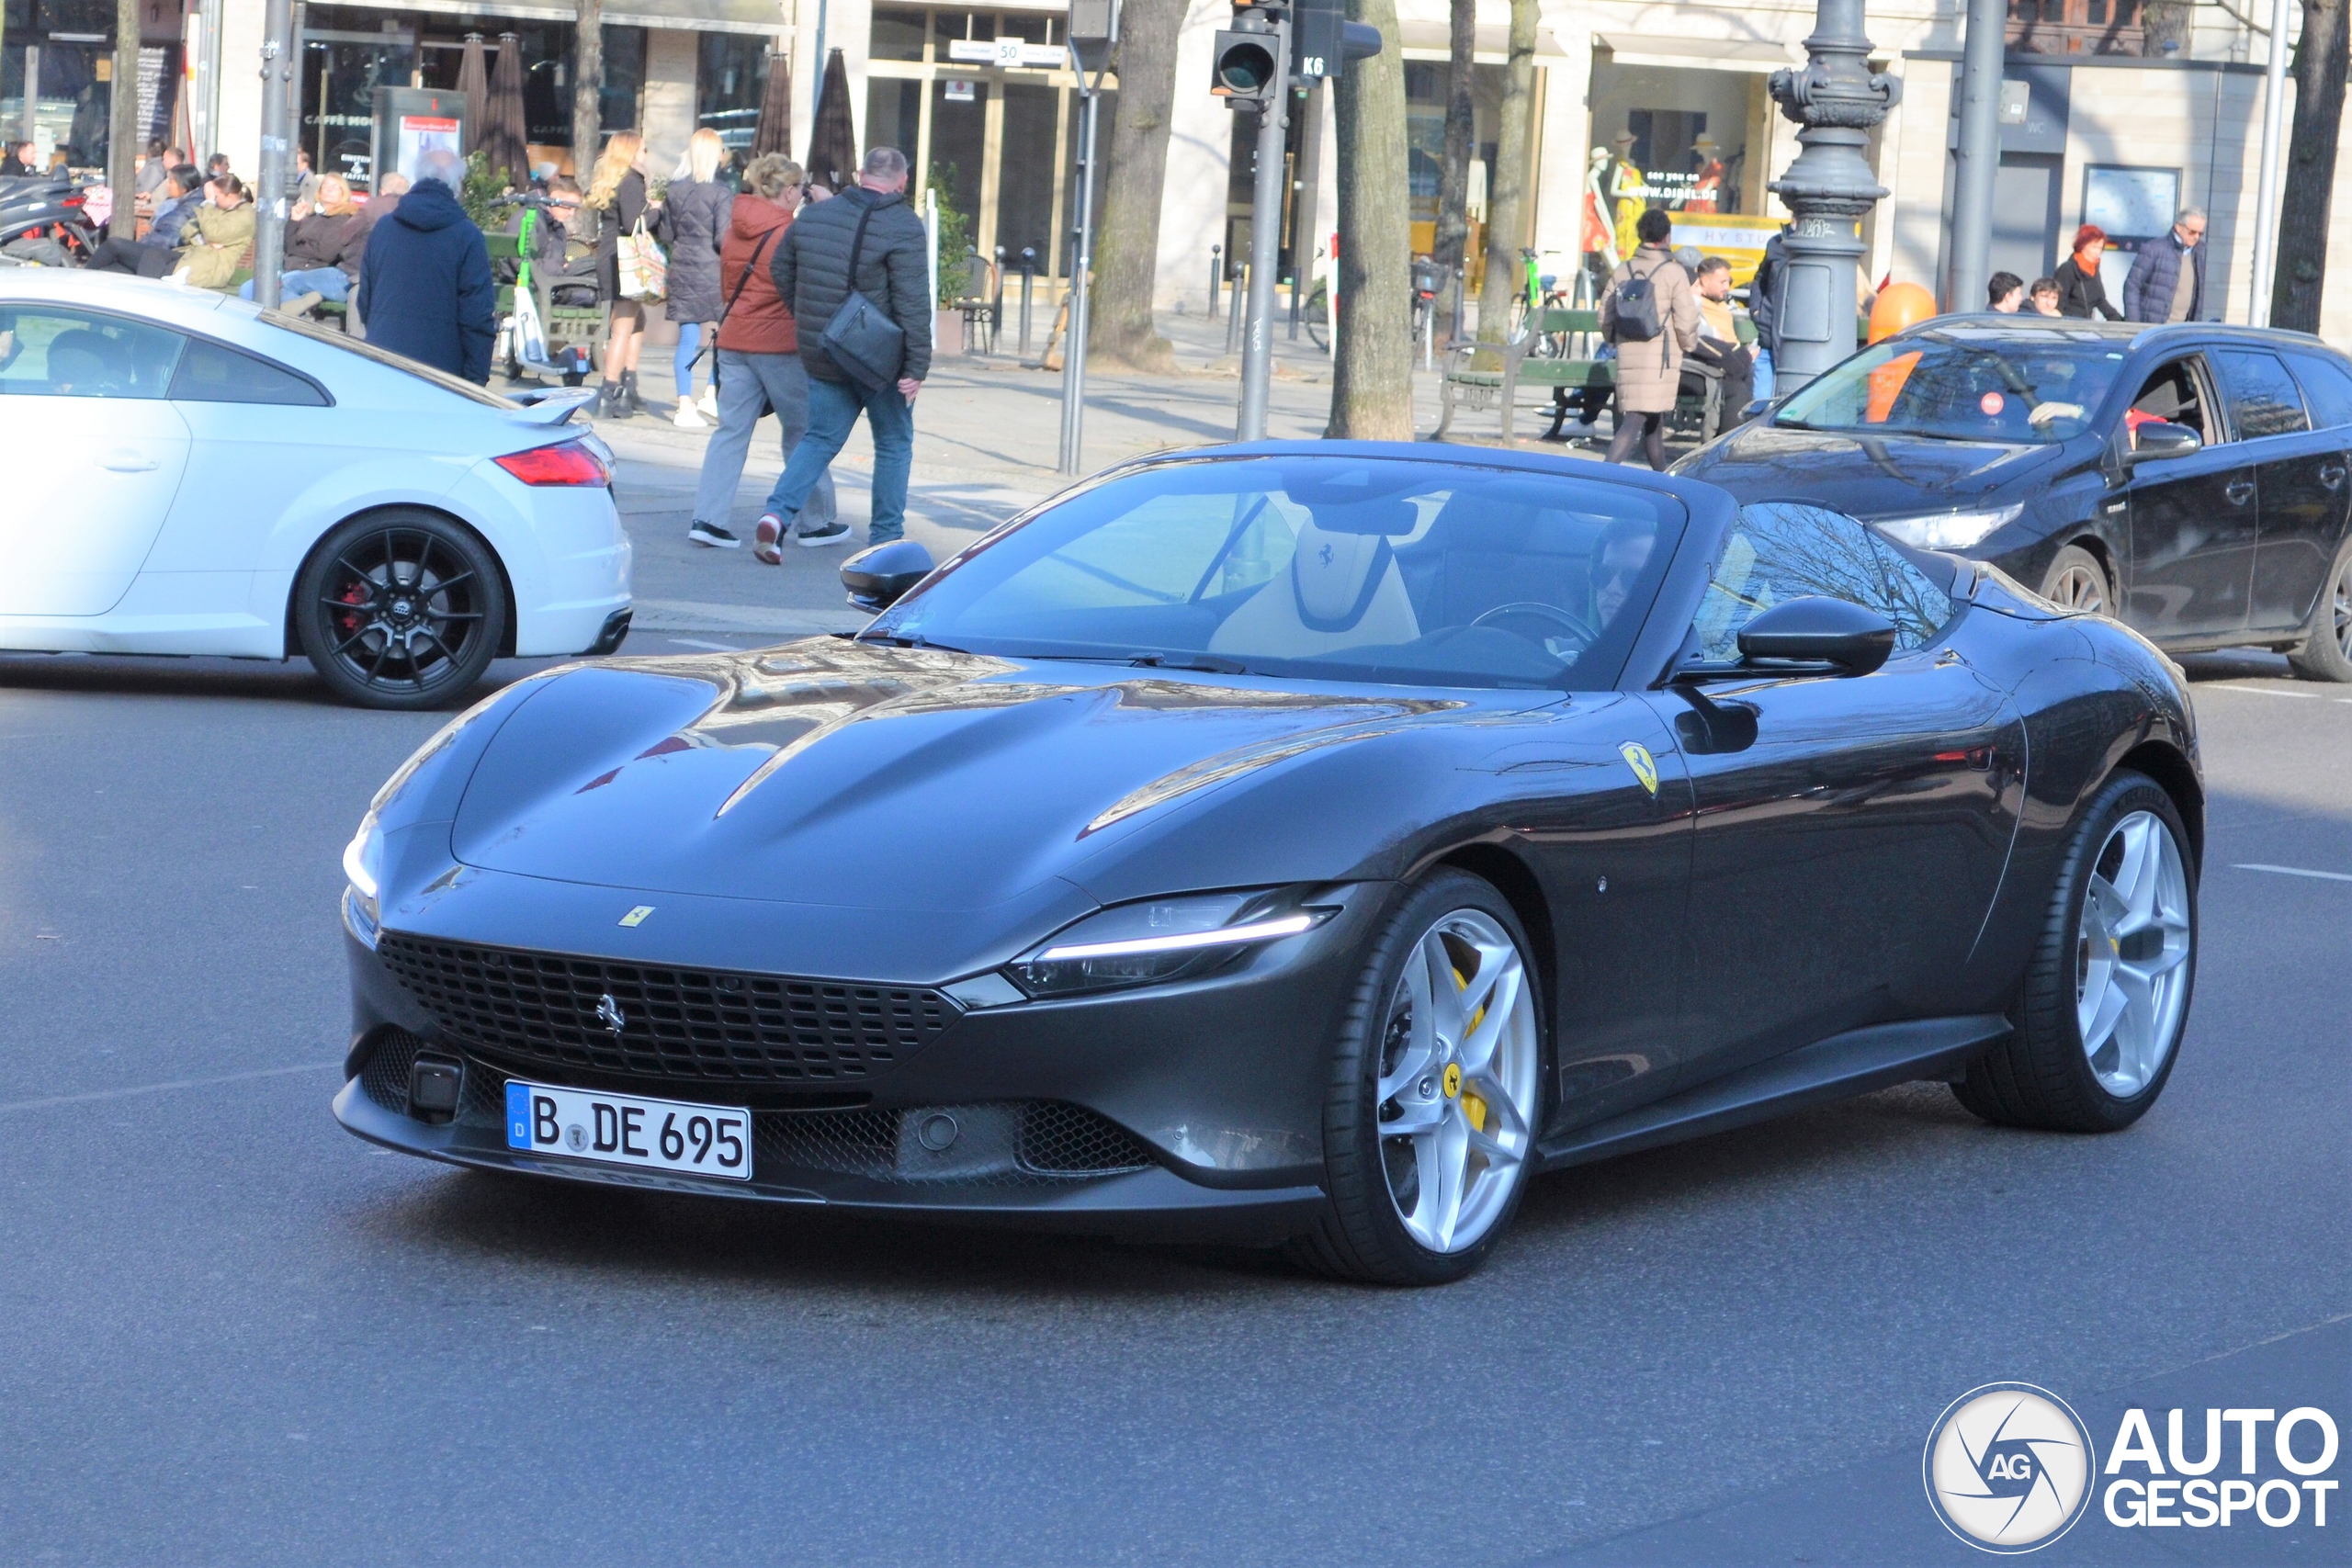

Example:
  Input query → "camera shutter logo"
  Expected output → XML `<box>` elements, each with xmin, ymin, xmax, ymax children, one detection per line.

<box><xmin>1924</xmin><ymin>1382</ymin><xmax>2097</xmax><ymax>1552</ymax></box>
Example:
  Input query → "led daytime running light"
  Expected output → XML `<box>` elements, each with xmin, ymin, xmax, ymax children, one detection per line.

<box><xmin>342</xmin><ymin>825</ymin><xmax>379</xmax><ymax>901</ymax></box>
<box><xmin>1037</xmin><ymin>912</ymin><xmax>1317</xmax><ymax>963</ymax></box>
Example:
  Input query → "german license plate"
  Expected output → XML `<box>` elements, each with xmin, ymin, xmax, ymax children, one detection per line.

<box><xmin>504</xmin><ymin>1079</ymin><xmax>752</xmax><ymax>1180</ymax></box>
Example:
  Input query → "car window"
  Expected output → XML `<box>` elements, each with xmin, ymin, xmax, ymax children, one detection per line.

<box><xmin>1770</xmin><ymin>326</ymin><xmax>2132</xmax><ymax>444</ymax></box>
<box><xmin>867</xmin><ymin>457</ymin><xmax>1690</xmax><ymax>691</ymax></box>
<box><xmin>2284</xmin><ymin>352</ymin><xmax>2352</xmax><ymax>430</ymax></box>
<box><xmin>1690</xmin><ymin>502</ymin><xmax>1956</xmax><ymax>661</ymax></box>
<box><xmin>2126</xmin><ymin>358</ymin><xmax>2213</xmax><ymax>444</ymax></box>
<box><xmin>0</xmin><ymin>304</ymin><xmax>184</xmax><ymax>399</ymax></box>
<box><xmin>168</xmin><ymin>336</ymin><xmax>330</xmax><ymax>406</ymax></box>
<box><xmin>2211</xmin><ymin>348</ymin><xmax>2311</xmax><ymax>439</ymax></box>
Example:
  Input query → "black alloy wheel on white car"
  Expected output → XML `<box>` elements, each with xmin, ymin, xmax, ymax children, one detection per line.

<box><xmin>1955</xmin><ymin>770</ymin><xmax>2196</xmax><ymax>1133</ymax></box>
<box><xmin>1295</xmin><ymin>871</ymin><xmax>1547</xmax><ymax>1285</ymax></box>
<box><xmin>295</xmin><ymin>509</ymin><xmax>510</xmax><ymax>710</ymax></box>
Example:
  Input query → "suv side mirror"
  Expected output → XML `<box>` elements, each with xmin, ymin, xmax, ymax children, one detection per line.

<box><xmin>842</xmin><ymin>539</ymin><xmax>935</xmax><ymax>613</ymax></box>
<box><xmin>1735</xmin><ymin>596</ymin><xmax>1898</xmax><ymax>676</ymax></box>
<box><xmin>2125</xmin><ymin>420</ymin><xmax>2201</xmax><ymax>466</ymax></box>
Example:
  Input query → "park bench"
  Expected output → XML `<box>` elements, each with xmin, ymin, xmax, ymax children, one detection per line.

<box><xmin>1434</xmin><ymin>308</ymin><xmax>1611</xmax><ymax>445</ymax></box>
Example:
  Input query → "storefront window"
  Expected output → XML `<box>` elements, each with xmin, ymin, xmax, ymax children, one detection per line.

<box><xmin>871</xmin><ymin>8</ymin><xmax>930</xmax><ymax>62</ymax></box>
<box><xmin>1</xmin><ymin>0</ymin><xmax>179</xmax><ymax>173</ymax></box>
<box><xmin>696</xmin><ymin>31</ymin><xmax>768</xmax><ymax>156</ymax></box>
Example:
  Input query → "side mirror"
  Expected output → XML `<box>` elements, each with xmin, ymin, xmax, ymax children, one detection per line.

<box><xmin>1735</xmin><ymin>596</ymin><xmax>1898</xmax><ymax>677</ymax></box>
<box><xmin>842</xmin><ymin>539</ymin><xmax>935</xmax><ymax>613</ymax></box>
<box><xmin>1739</xmin><ymin>397</ymin><xmax>1774</xmax><ymax>424</ymax></box>
<box><xmin>2125</xmin><ymin>420</ymin><xmax>2201</xmax><ymax>466</ymax></box>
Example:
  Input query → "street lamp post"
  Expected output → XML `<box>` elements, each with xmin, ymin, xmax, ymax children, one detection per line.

<box><xmin>1765</xmin><ymin>0</ymin><xmax>1901</xmax><ymax>391</ymax></box>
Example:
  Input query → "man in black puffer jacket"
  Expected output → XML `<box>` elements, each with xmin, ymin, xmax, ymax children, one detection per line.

<box><xmin>752</xmin><ymin>145</ymin><xmax>933</xmax><ymax>555</ymax></box>
<box><xmin>356</xmin><ymin>149</ymin><xmax>496</xmax><ymax>384</ymax></box>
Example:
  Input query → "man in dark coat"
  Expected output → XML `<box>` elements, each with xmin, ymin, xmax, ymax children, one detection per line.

<box><xmin>2122</xmin><ymin>207</ymin><xmax>2208</xmax><ymax>323</ymax></box>
<box><xmin>752</xmin><ymin>145</ymin><xmax>933</xmax><ymax>554</ymax></box>
<box><xmin>356</xmin><ymin>151</ymin><xmax>495</xmax><ymax>384</ymax></box>
<box><xmin>1746</xmin><ymin>223</ymin><xmax>1790</xmax><ymax>400</ymax></box>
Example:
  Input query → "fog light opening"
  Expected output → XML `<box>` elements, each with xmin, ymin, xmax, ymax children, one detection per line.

<box><xmin>407</xmin><ymin>1055</ymin><xmax>464</xmax><ymax>1123</ymax></box>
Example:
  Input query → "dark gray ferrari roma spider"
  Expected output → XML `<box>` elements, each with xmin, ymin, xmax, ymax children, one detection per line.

<box><xmin>334</xmin><ymin>442</ymin><xmax>2201</xmax><ymax>1284</ymax></box>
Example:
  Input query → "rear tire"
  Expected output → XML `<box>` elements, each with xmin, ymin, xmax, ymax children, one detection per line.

<box><xmin>2039</xmin><ymin>544</ymin><xmax>2111</xmax><ymax>617</ymax></box>
<box><xmin>295</xmin><ymin>510</ymin><xmax>508</xmax><ymax>710</ymax></box>
<box><xmin>2286</xmin><ymin>534</ymin><xmax>2352</xmax><ymax>682</ymax></box>
<box><xmin>1954</xmin><ymin>770</ymin><xmax>2196</xmax><ymax>1133</ymax></box>
<box><xmin>1289</xmin><ymin>871</ymin><xmax>1546</xmax><ymax>1285</ymax></box>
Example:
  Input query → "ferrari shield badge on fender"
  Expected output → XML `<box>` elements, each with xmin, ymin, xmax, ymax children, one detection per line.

<box><xmin>1618</xmin><ymin>742</ymin><xmax>1658</xmax><ymax>797</ymax></box>
<box><xmin>618</xmin><ymin>906</ymin><xmax>654</xmax><ymax>927</ymax></box>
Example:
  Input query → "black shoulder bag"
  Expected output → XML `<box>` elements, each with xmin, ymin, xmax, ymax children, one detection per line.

<box><xmin>819</xmin><ymin>198</ymin><xmax>907</xmax><ymax>393</ymax></box>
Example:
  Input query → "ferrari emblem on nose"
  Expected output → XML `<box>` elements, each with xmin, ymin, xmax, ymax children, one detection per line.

<box><xmin>618</xmin><ymin>905</ymin><xmax>654</xmax><ymax>927</ymax></box>
<box><xmin>595</xmin><ymin>993</ymin><xmax>627</xmax><ymax>1036</ymax></box>
<box><xmin>1619</xmin><ymin>741</ymin><xmax>1659</xmax><ymax>797</ymax></box>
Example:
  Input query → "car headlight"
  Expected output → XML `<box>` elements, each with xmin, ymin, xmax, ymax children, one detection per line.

<box><xmin>1006</xmin><ymin>891</ymin><xmax>1338</xmax><ymax>998</ymax></box>
<box><xmin>342</xmin><ymin>813</ymin><xmax>383</xmax><ymax>944</ymax></box>
<box><xmin>1871</xmin><ymin>503</ymin><xmax>2024</xmax><ymax>552</ymax></box>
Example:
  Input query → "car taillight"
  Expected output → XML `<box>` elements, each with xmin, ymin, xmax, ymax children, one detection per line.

<box><xmin>493</xmin><ymin>440</ymin><xmax>609</xmax><ymax>487</ymax></box>
<box><xmin>61</xmin><ymin>193</ymin><xmax>85</xmax><ymax>208</ymax></box>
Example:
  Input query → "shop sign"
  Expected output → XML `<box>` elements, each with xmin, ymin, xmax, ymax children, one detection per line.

<box><xmin>945</xmin><ymin>38</ymin><xmax>1067</xmax><ymax>68</ymax></box>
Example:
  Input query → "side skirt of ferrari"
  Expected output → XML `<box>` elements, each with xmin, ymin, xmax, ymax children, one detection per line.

<box><xmin>1536</xmin><ymin>1015</ymin><xmax>2014</xmax><ymax>1171</ymax></box>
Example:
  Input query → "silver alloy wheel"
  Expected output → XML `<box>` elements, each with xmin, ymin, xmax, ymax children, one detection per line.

<box><xmin>2327</xmin><ymin>558</ymin><xmax>2352</xmax><ymax>660</ymax></box>
<box><xmin>2047</xmin><ymin>561</ymin><xmax>2107</xmax><ymax>614</ymax></box>
<box><xmin>1374</xmin><ymin>909</ymin><xmax>1540</xmax><ymax>1254</ymax></box>
<box><xmin>2075</xmin><ymin>809</ymin><xmax>2193</xmax><ymax>1097</ymax></box>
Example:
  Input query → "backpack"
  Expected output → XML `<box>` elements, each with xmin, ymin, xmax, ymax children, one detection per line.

<box><xmin>1608</xmin><ymin>256</ymin><xmax>1666</xmax><ymax>344</ymax></box>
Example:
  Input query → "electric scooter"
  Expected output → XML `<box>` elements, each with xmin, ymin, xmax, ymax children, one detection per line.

<box><xmin>490</xmin><ymin>193</ymin><xmax>593</xmax><ymax>388</ymax></box>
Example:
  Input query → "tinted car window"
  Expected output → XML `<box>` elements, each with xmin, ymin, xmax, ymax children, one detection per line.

<box><xmin>1691</xmin><ymin>502</ymin><xmax>1956</xmax><ymax>661</ymax></box>
<box><xmin>1772</xmin><ymin>325</ymin><xmax>2132</xmax><ymax>444</ymax></box>
<box><xmin>868</xmin><ymin>457</ymin><xmax>1689</xmax><ymax>691</ymax></box>
<box><xmin>0</xmin><ymin>304</ymin><xmax>184</xmax><ymax>398</ymax></box>
<box><xmin>168</xmin><ymin>337</ymin><xmax>330</xmax><ymax>405</ymax></box>
<box><xmin>2285</xmin><ymin>352</ymin><xmax>2352</xmax><ymax>430</ymax></box>
<box><xmin>2211</xmin><ymin>348</ymin><xmax>2310</xmax><ymax>439</ymax></box>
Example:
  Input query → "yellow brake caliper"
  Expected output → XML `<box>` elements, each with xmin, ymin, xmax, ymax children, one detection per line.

<box><xmin>1451</xmin><ymin>966</ymin><xmax>1489</xmax><ymax>1134</ymax></box>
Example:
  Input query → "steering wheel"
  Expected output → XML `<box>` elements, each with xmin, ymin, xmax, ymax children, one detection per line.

<box><xmin>1470</xmin><ymin>601</ymin><xmax>1600</xmax><ymax>658</ymax></box>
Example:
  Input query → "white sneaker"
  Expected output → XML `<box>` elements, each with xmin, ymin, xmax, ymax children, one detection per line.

<box><xmin>673</xmin><ymin>397</ymin><xmax>707</xmax><ymax>430</ymax></box>
<box><xmin>697</xmin><ymin>386</ymin><xmax>718</xmax><ymax>419</ymax></box>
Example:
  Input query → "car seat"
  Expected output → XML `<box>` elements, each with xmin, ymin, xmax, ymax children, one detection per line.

<box><xmin>1208</xmin><ymin>501</ymin><xmax>1421</xmax><ymax>659</ymax></box>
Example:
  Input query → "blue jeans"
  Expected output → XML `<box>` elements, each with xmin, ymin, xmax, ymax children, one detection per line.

<box><xmin>674</xmin><ymin>321</ymin><xmax>712</xmax><ymax>399</ymax></box>
<box><xmin>762</xmin><ymin>372</ymin><xmax>914</xmax><ymax>544</ymax></box>
<box><xmin>1752</xmin><ymin>347</ymin><xmax>1775</xmax><ymax>401</ymax></box>
<box><xmin>694</xmin><ymin>349</ymin><xmax>836</xmax><ymax>530</ymax></box>
<box><xmin>239</xmin><ymin>266</ymin><xmax>349</xmax><ymax>302</ymax></box>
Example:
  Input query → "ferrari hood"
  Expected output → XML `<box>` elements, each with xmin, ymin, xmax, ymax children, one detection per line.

<box><xmin>448</xmin><ymin>640</ymin><xmax>1530</xmax><ymax>910</ymax></box>
<box><xmin>1681</xmin><ymin>423</ymin><xmax>2068</xmax><ymax>520</ymax></box>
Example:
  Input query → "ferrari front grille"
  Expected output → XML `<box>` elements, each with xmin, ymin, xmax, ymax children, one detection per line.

<box><xmin>373</xmin><ymin>932</ymin><xmax>956</xmax><ymax>1083</ymax></box>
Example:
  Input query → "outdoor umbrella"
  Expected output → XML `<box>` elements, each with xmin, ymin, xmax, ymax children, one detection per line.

<box><xmin>751</xmin><ymin>46</ymin><xmax>792</xmax><ymax>159</ymax></box>
<box><xmin>481</xmin><ymin>32</ymin><xmax>530</xmax><ymax>186</ymax></box>
<box><xmin>456</xmin><ymin>34</ymin><xmax>489</xmax><ymax>164</ymax></box>
<box><xmin>807</xmin><ymin>49</ymin><xmax>858</xmax><ymax>192</ymax></box>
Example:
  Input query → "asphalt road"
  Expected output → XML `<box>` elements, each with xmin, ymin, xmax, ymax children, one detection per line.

<box><xmin>1</xmin><ymin>628</ymin><xmax>2345</xmax><ymax>1566</ymax></box>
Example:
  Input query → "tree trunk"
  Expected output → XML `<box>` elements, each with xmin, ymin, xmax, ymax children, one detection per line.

<box><xmin>1327</xmin><ymin>0</ymin><xmax>1414</xmax><ymax>438</ymax></box>
<box><xmin>572</xmin><ymin>0</ymin><xmax>605</xmax><ymax>177</ymax></box>
<box><xmin>107</xmin><ymin>0</ymin><xmax>141</xmax><ymax>240</ymax></box>
<box><xmin>1429</xmin><ymin>0</ymin><xmax>1476</xmax><ymax>341</ymax></box>
<box><xmin>2273</xmin><ymin>0</ymin><xmax>2347</xmax><ymax>330</ymax></box>
<box><xmin>1090</xmin><ymin>0</ymin><xmax>1182</xmax><ymax>371</ymax></box>
<box><xmin>1476</xmin><ymin>0</ymin><xmax>1538</xmax><ymax>341</ymax></box>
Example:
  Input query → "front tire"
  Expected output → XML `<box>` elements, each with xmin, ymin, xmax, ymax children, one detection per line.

<box><xmin>2039</xmin><ymin>544</ymin><xmax>2112</xmax><ymax>617</ymax></box>
<box><xmin>1955</xmin><ymin>770</ymin><xmax>2196</xmax><ymax>1132</ymax></box>
<box><xmin>295</xmin><ymin>510</ymin><xmax>508</xmax><ymax>710</ymax></box>
<box><xmin>2286</xmin><ymin>533</ymin><xmax>2352</xmax><ymax>682</ymax></box>
<box><xmin>1292</xmin><ymin>871</ymin><xmax>1546</xmax><ymax>1285</ymax></box>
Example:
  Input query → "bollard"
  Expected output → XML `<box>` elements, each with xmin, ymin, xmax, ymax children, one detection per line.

<box><xmin>1224</xmin><ymin>264</ymin><xmax>1247</xmax><ymax>356</ymax></box>
<box><xmin>1287</xmin><ymin>265</ymin><xmax>1301</xmax><ymax>342</ymax></box>
<box><xmin>1208</xmin><ymin>244</ymin><xmax>1222</xmax><ymax>320</ymax></box>
<box><xmin>1018</xmin><ymin>248</ymin><xmax>1037</xmax><ymax>355</ymax></box>
<box><xmin>991</xmin><ymin>244</ymin><xmax>1007</xmax><ymax>350</ymax></box>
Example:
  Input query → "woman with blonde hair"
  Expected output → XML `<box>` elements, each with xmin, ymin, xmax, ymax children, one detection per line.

<box><xmin>584</xmin><ymin>130</ymin><xmax>652</xmax><ymax>418</ymax></box>
<box><xmin>240</xmin><ymin>172</ymin><xmax>368</xmax><ymax>312</ymax></box>
<box><xmin>658</xmin><ymin>127</ymin><xmax>735</xmax><ymax>427</ymax></box>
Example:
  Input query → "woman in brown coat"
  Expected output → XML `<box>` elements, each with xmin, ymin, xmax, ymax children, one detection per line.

<box><xmin>1600</xmin><ymin>208</ymin><xmax>1701</xmax><ymax>470</ymax></box>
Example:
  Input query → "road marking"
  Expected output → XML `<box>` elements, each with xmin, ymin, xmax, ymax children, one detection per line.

<box><xmin>0</xmin><ymin>1060</ymin><xmax>339</xmax><ymax>1114</ymax></box>
<box><xmin>664</xmin><ymin>637</ymin><xmax>739</xmax><ymax>651</ymax></box>
<box><xmin>2206</xmin><ymin>682</ymin><xmax>2352</xmax><ymax>703</ymax></box>
<box><xmin>2233</xmin><ymin>863</ymin><xmax>2352</xmax><ymax>884</ymax></box>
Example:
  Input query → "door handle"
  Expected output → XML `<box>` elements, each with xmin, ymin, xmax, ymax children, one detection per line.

<box><xmin>2225</xmin><ymin>479</ymin><xmax>2256</xmax><ymax>505</ymax></box>
<box><xmin>97</xmin><ymin>449</ymin><xmax>159</xmax><ymax>473</ymax></box>
<box><xmin>2320</xmin><ymin>464</ymin><xmax>2346</xmax><ymax>491</ymax></box>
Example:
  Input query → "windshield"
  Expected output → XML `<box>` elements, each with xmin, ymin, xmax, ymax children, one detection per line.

<box><xmin>254</xmin><ymin>308</ymin><xmax>514</xmax><ymax>409</ymax></box>
<box><xmin>866</xmin><ymin>457</ymin><xmax>1688</xmax><ymax>691</ymax></box>
<box><xmin>1773</xmin><ymin>328</ymin><xmax>2132</xmax><ymax>444</ymax></box>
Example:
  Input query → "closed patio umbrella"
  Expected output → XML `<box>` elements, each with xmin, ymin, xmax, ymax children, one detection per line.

<box><xmin>482</xmin><ymin>32</ymin><xmax>530</xmax><ymax>186</ymax></box>
<box><xmin>456</xmin><ymin>33</ymin><xmax>490</xmax><ymax>159</ymax></box>
<box><xmin>807</xmin><ymin>49</ymin><xmax>858</xmax><ymax>192</ymax></box>
<box><xmin>751</xmin><ymin>46</ymin><xmax>792</xmax><ymax>159</ymax></box>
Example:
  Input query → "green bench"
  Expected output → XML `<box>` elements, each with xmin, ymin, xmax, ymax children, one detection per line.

<box><xmin>1435</xmin><ymin>309</ymin><xmax>1612</xmax><ymax>445</ymax></box>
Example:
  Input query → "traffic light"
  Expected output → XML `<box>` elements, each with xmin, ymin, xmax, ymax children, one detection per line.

<box><xmin>1292</xmin><ymin>0</ymin><xmax>1384</xmax><ymax>84</ymax></box>
<box><xmin>1211</xmin><ymin>28</ymin><xmax>1281</xmax><ymax>103</ymax></box>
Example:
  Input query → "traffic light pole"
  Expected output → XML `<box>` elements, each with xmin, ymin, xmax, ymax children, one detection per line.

<box><xmin>1057</xmin><ymin>60</ymin><xmax>1102</xmax><ymax>474</ymax></box>
<box><xmin>1234</xmin><ymin>11</ymin><xmax>1288</xmax><ymax>443</ymax></box>
<box><xmin>251</xmin><ymin>0</ymin><xmax>298</xmax><ymax>308</ymax></box>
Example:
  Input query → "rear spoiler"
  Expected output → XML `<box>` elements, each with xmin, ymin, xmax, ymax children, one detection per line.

<box><xmin>506</xmin><ymin>387</ymin><xmax>598</xmax><ymax>425</ymax></box>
